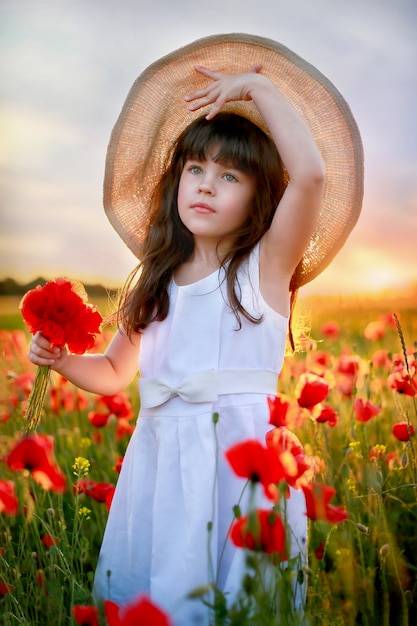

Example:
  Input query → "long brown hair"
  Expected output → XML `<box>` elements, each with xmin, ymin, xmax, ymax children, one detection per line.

<box><xmin>117</xmin><ymin>112</ymin><xmax>289</xmax><ymax>336</ymax></box>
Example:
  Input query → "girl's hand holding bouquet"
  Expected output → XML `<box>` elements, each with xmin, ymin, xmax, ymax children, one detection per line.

<box><xmin>20</xmin><ymin>278</ymin><xmax>102</xmax><ymax>433</ymax></box>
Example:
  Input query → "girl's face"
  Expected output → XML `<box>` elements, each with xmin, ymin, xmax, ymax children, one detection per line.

<box><xmin>177</xmin><ymin>152</ymin><xmax>256</xmax><ymax>247</ymax></box>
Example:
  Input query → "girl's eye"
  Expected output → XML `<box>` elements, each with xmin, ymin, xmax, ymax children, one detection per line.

<box><xmin>224</xmin><ymin>173</ymin><xmax>237</xmax><ymax>182</ymax></box>
<box><xmin>189</xmin><ymin>165</ymin><xmax>202</xmax><ymax>175</ymax></box>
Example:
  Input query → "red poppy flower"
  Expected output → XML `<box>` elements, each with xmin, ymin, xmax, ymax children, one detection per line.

<box><xmin>88</xmin><ymin>411</ymin><xmax>110</xmax><ymax>428</ymax></box>
<box><xmin>334</xmin><ymin>353</ymin><xmax>363</xmax><ymax>398</ymax></box>
<box><xmin>71</xmin><ymin>605</ymin><xmax>100</xmax><ymax>626</ymax></box>
<box><xmin>116</xmin><ymin>418</ymin><xmax>135</xmax><ymax>441</ymax></box>
<box><xmin>364</xmin><ymin>320</ymin><xmax>385</xmax><ymax>341</ymax></box>
<box><xmin>268</xmin><ymin>395</ymin><xmax>307</xmax><ymax>431</ymax></box>
<box><xmin>368</xmin><ymin>446</ymin><xmax>385</xmax><ymax>462</ymax></box>
<box><xmin>381</xmin><ymin>312</ymin><xmax>398</xmax><ymax>330</ymax></box>
<box><xmin>336</xmin><ymin>354</ymin><xmax>361</xmax><ymax>377</ymax></box>
<box><xmin>42</xmin><ymin>534</ymin><xmax>59</xmax><ymax>548</ymax></box>
<box><xmin>49</xmin><ymin>380</ymin><xmax>89</xmax><ymax>414</ymax></box>
<box><xmin>384</xmin><ymin>451</ymin><xmax>396</xmax><ymax>471</ymax></box>
<box><xmin>10</xmin><ymin>395</ymin><xmax>19</xmax><ymax>409</ymax></box>
<box><xmin>392</xmin><ymin>421</ymin><xmax>415</xmax><ymax>442</ymax></box>
<box><xmin>6</xmin><ymin>434</ymin><xmax>66</xmax><ymax>493</ymax></box>
<box><xmin>113</xmin><ymin>457</ymin><xmax>124</xmax><ymax>474</ymax></box>
<box><xmin>90</xmin><ymin>482</ymin><xmax>115</xmax><ymax>504</ymax></box>
<box><xmin>268</xmin><ymin>394</ymin><xmax>290</xmax><ymax>427</ymax></box>
<box><xmin>315</xmin><ymin>404</ymin><xmax>338</xmax><ymax>427</ymax></box>
<box><xmin>0</xmin><ymin>480</ymin><xmax>19</xmax><ymax>516</ymax></box>
<box><xmin>302</xmin><ymin>482</ymin><xmax>348</xmax><ymax>524</ymax></box>
<box><xmin>68</xmin><ymin>307</ymin><xmax>104</xmax><ymax>354</ymax></box>
<box><xmin>388</xmin><ymin>364</ymin><xmax>417</xmax><ymax>397</ymax></box>
<box><xmin>296</xmin><ymin>373</ymin><xmax>329</xmax><ymax>409</ymax></box>
<box><xmin>0</xmin><ymin>329</ymin><xmax>27</xmax><ymax>362</ymax></box>
<box><xmin>314</xmin><ymin>541</ymin><xmax>325</xmax><ymax>560</ymax></box>
<box><xmin>105</xmin><ymin>595</ymin><xmax>171</xmax><ymax>626</ymax></box>
<box><xmin>307</xmin><ymin>350</ymin><xmax>332</xmax><ymax>375</ymax></box>
<box><xmin>20</xmin><ymin>278</ymin><xmax>102</xmax><ymax>354</ymax></box>
<box><xmin>265</xmin><ymin>428</ymin><xmax>312</xmax><ymax>490</ymax></box>
<box><xmin>353</xmin><ymin>398</ymin><xmax>381</xmax><ymax>423</ymax></box>
<box><xmin>10</xmin><ymin>371</ymin><xmax>36</xmax><ymax>399</ymax></box>
<box><xmin>106</xmin><ymin>488</ymin><xmax>115</xmax><ymax>511</ymax></box>
<box><xmin>20</xmin><ymin>278</ymin><xmax>102</xmax><ymax>432</ymax></box>
<box><xmin>230</xmin><ymin>509</ymin><xmax>286</xmax><ymax>556</ymax></box>
<box><xmin>0</xmin><ymin>581</ymin><xmax>13</xmax><ymax>596</ymax></box>
<box><xmin>371</xmin><ymin>349</ymin><xmax>392</xmax><ymax>371</ymax></box>
<box><xmin>335</xmin><ymin>375</ymin><xmax>356</xmax><ymax>398</ymax></box>
<box><xmin>225</xmin><ymin>439</ymin><xmax>285</xmax><ymax>498</ymax></box>
<box><xmin>99</xmin><ymin>392</ymin><xmax>133</xmax><ymax>419</ymax></box>
<box><xmin>267</xmin><ymin>427</ymin><xmax>304</xmax><ymax>457</ymax></box>
<box><xmin>36</xmin><ymin>569</ymin><xmax>45</xmax><ymax>589</ymax></box>
<box><xmin>73</xmin><ymin>478</ymin><xmax>115</xmax><ymax>505</ymax></box>
<box><xmin>320</xmin><ymin>321</ymin><xmax>340</xmax><ymax>339</ymax></box>
<box><xmin>73</xmin><ymin>478</ymin><xmax>96</xmax><ymax>495</ymax></box>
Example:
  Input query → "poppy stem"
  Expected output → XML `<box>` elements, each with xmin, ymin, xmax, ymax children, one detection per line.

<box><xmin>22</xmin><ymin>365</ymin><xmax>51</xmax><ymax>434</ymax></box>
<box><xmin>393</xmin><ymin>313</ymin><xmax>417</xmax><ymax>483</ymax></box>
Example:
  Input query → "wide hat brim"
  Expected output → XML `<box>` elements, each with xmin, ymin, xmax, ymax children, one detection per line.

<box><xmin>104</xmin><ymin>33</ymin><xmax>364</xmax><ymax>287</ymax></box>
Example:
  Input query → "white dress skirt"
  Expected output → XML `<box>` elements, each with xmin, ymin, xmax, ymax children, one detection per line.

<box><xmin>93</xmin><ymin>244</ymin><xmax>307</xmax><ymax>625</ymax></box>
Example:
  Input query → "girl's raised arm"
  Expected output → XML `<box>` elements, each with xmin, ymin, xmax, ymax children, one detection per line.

<box><xmin>186</xmin><ymin>66</ymin><xmax>325</xmax><ymax>291</ymax></box>
<box><xmin>29</xmin><ymin>328</ymin><xmax>141</xmax><ymax>396</ymax></box>
<box><xmin>247</xmin><ymin>72</ymin><xmax>325</xmax><ymax>284</ymax></box>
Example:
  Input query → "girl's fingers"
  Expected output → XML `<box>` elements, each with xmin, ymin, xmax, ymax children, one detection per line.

<box><xmin>184</xmin><ymin>89</ymin><xmax>209</xmax><ymax>103</ymax></box>
<box><xmin>205</xmin><ymin>99</ymin><xmax>227</xmax><ymax>121</ymax></box>
<box><xmin>31</xmin><ymin>333</ymin><xmax>60</xmax><ymax>357</ymax></box>
<box><xmin>184</xmin><ymin>64</ymin><xmax>263</xmax><ymax>117</ymax></box>
<box><xmin>29</xmin><ymin>344</ymin><xmax>62</xmax><ymax>366</ymax></box>
<box><xmin>187</xmin><ymin>96</ymin><xmax>215</xmax><ymax>112</ymax></box>
<box><xmin>185</xmin><ymin>83</ymin><xmax>219</xmax><ymax>103</ymax></box>
<box><xmin>186</xmin><ymin>87</ymin><xmax>222</xmax><ymax>113</ymax></box>
<box><xmin>29</xmin><ymin>344</ymin><xmax>49</xmax><ymax>365</ymax></box>
<box><xmin>34</xmin><ymin>331</ymin><xmax>52</xmax><ymax>348</ymax></box>
<box><xmin>194</xmin><ymin>65</ymin><xmax>222</xmax><ymax>79</ymax></box>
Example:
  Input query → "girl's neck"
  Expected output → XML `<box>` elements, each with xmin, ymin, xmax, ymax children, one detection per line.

<box><xmin>193</xmin><ymin>236</ymin><xmax>234</xmax><ymax>264</ymax></box>
<box><xmin>174</xmin><ymin>239</ymin><xmax>231</xmax><ymax>286</ymax></box>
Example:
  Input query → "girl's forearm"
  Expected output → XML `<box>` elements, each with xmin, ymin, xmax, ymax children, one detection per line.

<box><xmin>249</xmin><ymin>76</ymin><xmax>325</xmax><ymax>183</ymax></box>
<box><xmin>54</xmin><ymin>353</ymin><xmax>136</xmax><ymax>396</ymax></box>
<box><xmin>29</xmin><ymin>327</ymin><xmax>141</xmax><ymax>396</ymax></box>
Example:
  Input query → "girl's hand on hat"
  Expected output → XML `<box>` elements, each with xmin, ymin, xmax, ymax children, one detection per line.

<box><xmin>185</xmin><ymin>64</ymin><xmax>265</xmax><ymax>120</ymax></box>
<box><xmin>29</xmin><ymin>331</ymin><xmax>68</xmax><ymax>369</ymax></box>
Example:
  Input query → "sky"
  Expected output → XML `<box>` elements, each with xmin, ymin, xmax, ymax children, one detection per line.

<box><xmin>1</xmin><ymin>0</ymin><xmax>416</xmax><ymax>297</ymax></box>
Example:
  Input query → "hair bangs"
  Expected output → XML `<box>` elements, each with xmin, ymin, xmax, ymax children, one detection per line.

<box><xmin>179</xmin><ymin>112</ymin><xmax>271</xmax><ymax>176</ymax></box>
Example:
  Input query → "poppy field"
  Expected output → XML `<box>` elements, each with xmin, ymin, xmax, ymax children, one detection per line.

<box><xmin>0</xmin><ymin>291</ymin><xmax>416</xmax><ymax>625</ymax></box>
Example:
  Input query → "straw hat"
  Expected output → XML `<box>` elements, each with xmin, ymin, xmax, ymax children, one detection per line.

<box><xmin>104</xmin><ymin>33</ymin><xmax>364</xmax><ymax>287</ymax></box>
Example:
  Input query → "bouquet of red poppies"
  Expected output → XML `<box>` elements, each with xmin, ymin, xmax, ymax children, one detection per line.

<box><xmin>20</xmin><ymin>278</ymin><xmax>103</xmax><ymax>433</ymax></box>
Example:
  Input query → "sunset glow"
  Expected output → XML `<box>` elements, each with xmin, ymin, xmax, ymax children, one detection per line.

<box><xmin>1</xmin><ymin>1</ymin><xmax>415</xmax><ymax>297</ymax></box>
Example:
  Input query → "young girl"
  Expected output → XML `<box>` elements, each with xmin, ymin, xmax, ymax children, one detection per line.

<box><xmin>28</xmin><ymin>34</ymin><xmax>363</xmax><ymax>625</ymax></box>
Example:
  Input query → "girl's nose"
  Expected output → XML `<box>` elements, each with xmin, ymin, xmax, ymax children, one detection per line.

<box><xmin>198</xmin><ymin>176</ymin><xmax>215</xmax><ymax>194</ymax></box>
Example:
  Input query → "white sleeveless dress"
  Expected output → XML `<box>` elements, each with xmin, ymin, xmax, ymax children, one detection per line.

<box><xmin>93</xmin><ymin>243</ymin><xmax>307</xmax><ymax>624</ymax></box>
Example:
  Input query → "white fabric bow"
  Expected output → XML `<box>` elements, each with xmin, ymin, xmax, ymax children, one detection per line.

<box><xmin>138</xmin><ymin>369</ymin><xmax>279</xmax><ymax>409</ymax></box>
<box><xmin>139</xmin><ymin>370</ymin><xmax>217</xmax><ymax>409</ymax></box>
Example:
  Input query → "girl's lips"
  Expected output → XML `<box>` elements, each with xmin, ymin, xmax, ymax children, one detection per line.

<box><xmin>190</xmin><ymin>202</ymin><xmax>215</xmax><ymax>213</ymax></box>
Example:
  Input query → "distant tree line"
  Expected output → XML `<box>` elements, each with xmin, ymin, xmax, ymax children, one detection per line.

<box><xmin>0</xmin><ymin>277</ymin><xmax>113</xmax><ymax>299</ymax></box>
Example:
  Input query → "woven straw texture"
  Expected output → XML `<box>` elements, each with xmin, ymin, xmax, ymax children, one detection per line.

<box><xmin>104</xmin><ymin>33</ymin><xmax>364</xmax><ymax>287</ymax></box>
